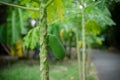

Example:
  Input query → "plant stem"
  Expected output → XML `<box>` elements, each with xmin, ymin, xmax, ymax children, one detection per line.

<box><xmin>86</xmin><ymin>44</ymin><xmax>91</xmax><ymax>78</ymax></box>
<box><xmin>76</xmin><ymin>32</ymin><xmax>82</xmax><ymax>80</ymax></box>
<box><xmin>44</xmin><ymin>0</ymin><xmax>53</xmax><ymax>9</ymax></box>
<box><xmin>39</xmin><ymin>1</ymin><xmax>49</xmax><ymax>80</ymax></box>
<box><xmin>81</xmin><ymin>0</ymin><xmax>86</xmax><ymax>80</ymax></box>
<box><xmin>0</xmin><ymin>43</ymin><xmax>10</xmax><ymax>54</ymax></box>
<box><xmin>0</xmin><ymin>1</ymin><xmax>39</xmax><ymax>11</ymax></box>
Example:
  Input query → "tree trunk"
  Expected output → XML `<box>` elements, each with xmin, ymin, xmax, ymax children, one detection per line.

<box><xmin>85</xmin><ymin>44</ymin><xmax>91</xmax><ymax>79</ymax></box>
<box><xmin>68</xmin><ymin>35</ymin><xmax>72</xmax><ymax>59</ymax></box>
<box><xmin>76</xmin><ymin>32</ymin><xmax>82</xmax><ymax>80</ymax></box>
<box><xmin>39</xmin><ymin>1</ymin><xmax>49</xmax><ymax>80</ymax></box>
<box><xmin>81</xmin><ymin>0</ymin><xmax>86</xmax><ymax>80</ymax></box>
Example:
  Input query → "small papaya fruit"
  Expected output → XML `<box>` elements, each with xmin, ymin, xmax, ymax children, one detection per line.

<box><xmin>49</xmin><ymin>34</ymin><xmax>66</xmax><ymax>59</ymax></box>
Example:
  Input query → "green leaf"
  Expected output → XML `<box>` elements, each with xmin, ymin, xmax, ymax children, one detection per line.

<box><xmin>86</xmin><ymin>33</ymin><xmax>103</xmax><ymax>45</ymax></box>
<box><xmin>23</xmin><ymin>27</ymin><xmax>40</xmax><ymax>49</ymax></box>
<box><xmin>20</xmin><ymin>0</ymin><xmax>31</xmax><ymax>5</ymax></box>
<box><xmin>47</xmin><ymin>0</ymin><xmax>64</xmax><ymax>24</ymax></box>
<box><xmin>86</xmin><ymin>19</ymin><xmax>100</xmax><ymax>35</ymax></box>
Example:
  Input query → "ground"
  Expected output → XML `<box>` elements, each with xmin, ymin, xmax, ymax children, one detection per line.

<box><xmin>2</xmin><ymin>49</ymin><xmax>120</xmax><ymax>80</ymax></box>
<box><xmin>0</xmin><ymin>59</ymin><xmax>97</xmax><ymax>80</ymax></box>
<box><xmin>92</xmin><ymin>49</ymin><xmax>120</xmax><ymax>80</ymax></box>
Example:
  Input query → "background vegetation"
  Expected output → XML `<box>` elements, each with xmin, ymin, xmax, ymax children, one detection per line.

<box><xmin>0</xmin><ymin>0</ymin><xmax>120</xmax><ymax>80</ymax></box>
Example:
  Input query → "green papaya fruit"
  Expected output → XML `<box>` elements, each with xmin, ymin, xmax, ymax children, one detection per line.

<box><xmin>49</xmin><ymin>34</ymin><xmax>66</xmax><ymax>59</ymax></box>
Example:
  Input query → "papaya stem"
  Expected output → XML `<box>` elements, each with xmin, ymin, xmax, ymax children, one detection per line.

<box><xmin>0</xmin><ymin>1</ymin><xmax>39</xmax><ymax>11</ymax></box>
<box><xmin>39</xmin><ymin>1</ymin><xmax>50</xmax><ymax>80</ymax></box>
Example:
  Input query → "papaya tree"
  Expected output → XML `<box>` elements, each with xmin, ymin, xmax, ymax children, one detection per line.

<box><xmin>57</xmin><ymin>0</ymin><xmax>115</xmax><ymax>80</ymax></box>
<box><xmin>23</xmin><ymin>1</ymin><xmax>65</xmax><ymax>79</ymax></box>
<box><xmin>0</xmin><ymin>0</ymin><xmax>65</xmax><ymax>80</ymax></box>
<box><xmin>0</xmin><ymin>0</ymin><xmax>116</xmax><ymax>80</ymax></box>
<box><xmin>76</xmin><ymin>0</ymin><xmax>115</xmax><ymax>79</ymax></box>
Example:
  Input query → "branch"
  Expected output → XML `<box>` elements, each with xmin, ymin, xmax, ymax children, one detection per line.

<box><xmin>0</xmin><ymin>42</ymin><xmax>10</xmax><ymax>54</ymax></box>
<box><xmin>44</xmin><ymin>0</ymin><xmax>53</xmax><ymax>9</ymax></box>
<box><xmin>0</xmin><ymin>1</ymin><xmax>39</xmax><ymax>11</ymax></box>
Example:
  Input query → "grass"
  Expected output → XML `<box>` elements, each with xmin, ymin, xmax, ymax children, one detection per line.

<box><xmin>0</xmin><ymin>60</ymin><xmax>97</xmax><ymax>80</ymax></box>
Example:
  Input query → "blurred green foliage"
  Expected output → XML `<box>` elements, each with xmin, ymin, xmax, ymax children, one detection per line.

<box><xmin>0</xmin><ymin>0</ymin><xmax>119</xmax><ymax>48</ymax></box>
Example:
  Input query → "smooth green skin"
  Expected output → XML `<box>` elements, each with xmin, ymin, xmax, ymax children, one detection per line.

<box><xmin>49</xmin><ymin>35</ymin><xmax>66</xmax><ymax>59</ymax></box>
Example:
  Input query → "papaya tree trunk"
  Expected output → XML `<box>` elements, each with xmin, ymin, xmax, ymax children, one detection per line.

<box><xmin>81</xmin><ymin>0</ymin><xmax>86</xmax><ymax>80</ymax></box>
<box><xmin>39</xmin><ymin>1</ymin><xmax>49</xmax><ymax>80</ymax></box>
<box><xmin>68</xmin><ymin>35</ymin><xmax>72</xmax><ymax>59</ymax></box>
<box><xmin>76</xmin><ymin>32</ymin><xmax>82</xmax><ymax>80</ymax></box>
<box><xmin>85</xmin><ymin>44</ymin><xmax>91</xmax><ymax>78</ymax></box>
